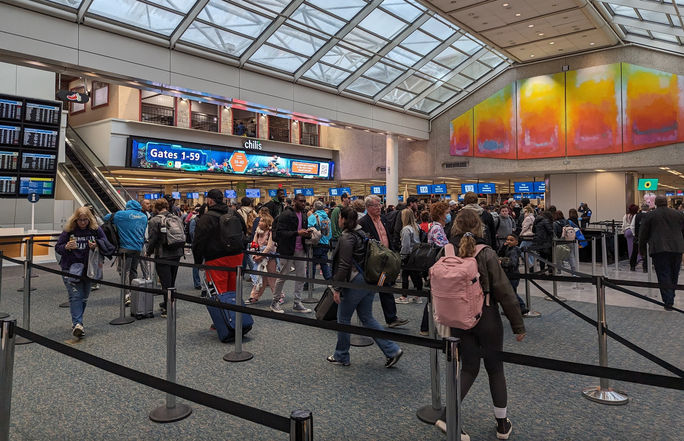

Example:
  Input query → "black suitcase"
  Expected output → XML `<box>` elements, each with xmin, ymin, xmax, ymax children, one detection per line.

<box><xmin>315</xmin><ymin>287</ymin><xmax>338</xmax><ymax>321</ymax></box>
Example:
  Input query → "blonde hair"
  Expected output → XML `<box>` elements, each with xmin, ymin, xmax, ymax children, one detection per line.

<box><xmin>524</xmin><ymin>205</ymin><xmax>535</xmax><ymax>215</ymax></box>
<box><xmin>259</xmin><ymin>213</ymin><xmax>273</xmax><ymax>230</ymax></box>
<box><xmin>451</xmin><ymin>209</ymin><xmax>482</xmax><ymax>257</ymax></box>
<box><xmin>351</xmin><ymin>199</ymin><xmax>365</xmax><ymax>213</ymax></box>
<box><xmin>64</xmin><ymin>206</ymin><xmax>98</xmax><ymax>232</ymax></box>
<box><xmin>401</xmin><ymin>208</ymin><xmax>419</xmax><ymax>233</ymax></box>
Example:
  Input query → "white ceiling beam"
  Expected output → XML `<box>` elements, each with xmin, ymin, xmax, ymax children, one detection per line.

<box><xmin>336</xmin><ymin>11</ymin><xmax>434</xmax><ymax>92</ymax></box>
<box><xmin>293</xmin><ymin>0</ymin><xmax>384</xmax><ymax>81</ymax></box>
<box><xmin>622</xmin><ymin>34</ymin><xmax>684</xmax><ymax>55</ymax></box>
<box><xmin>598</xmin><ymin>0</ymin><xmax>678</xmax><ymax>15</ymax></box>
<box><xmin>403</xmin><ymin>46</ymin><xmax>489</xmax><ymax>111</ymax></box>
<box><xmin>372</xmin><ymin>32</ymin><xmax>463</xmax><ymax>102</ymax></box>
<box><xmin>612</xmin><ymin>15</ymin><xmax>684</xmax><ymax>37</ymax></box>
<box><xmin>239</xmin><ymin>0</ymin><xmax>305</xmax><ymax>67</ymax></box>
<box><xmin>169</xmin><ymin>0</ymin><xmax>209</xmax><ymax>49</ymax></box>
<box><xmin>77</xmin><ymin>0</ymin><xmax>93</xmax><ymax>23</ymax></box>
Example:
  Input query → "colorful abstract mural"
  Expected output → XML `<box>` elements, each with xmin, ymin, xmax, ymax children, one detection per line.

<box><xmin>474</xmin><ymin>84</ymin><xmax>516</xmax><ymax>159</ymax></box>
<box><xmin>566</xmin><ymin>64</ymin><xmax>622</xmax><ymax>156</ymax></box>
<box><xmin>517</xmin><ymin>73</ymin><xmax>565</xmax><ymax>159</ymax></box>
<box><xmin>622</xmin><ymin>63</ymin><xmax>682</xmax><ymax>151</ymax></box>
<box><xmin>449</xmin><ymin>109</ymin><xmax>473</xmax><ymax>156</ymax></box>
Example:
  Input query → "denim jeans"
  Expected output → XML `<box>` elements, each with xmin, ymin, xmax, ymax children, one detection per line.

<box><xmin>652</xmin><ymin>252</ymin><xmax>681</xmax><ymax>306</ymax></box>
<box><xmin>312</xmin><ymin>245</ymin><xmax>332</xmax><ymax>280</ymax></box>
<box><xmin>333</xmin><ymin>273</ymin><xmax>401</xmax><ymax>364</ymax></box>
<box><xmin>509</xmin><ymin>279</ymin><xmax>527</xmax><ymax>313</ymax></box>
<box><xmin>63</xmin><ymin>276</ymin><xmax>92</xmax><ymax>327</ymax></box>
<box><xmin>192</xmin><ymin>266</ymin><xmax>201</xmax><ymax>288</ymax></box>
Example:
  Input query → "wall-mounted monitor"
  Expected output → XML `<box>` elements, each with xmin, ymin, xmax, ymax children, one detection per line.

<box><xmin>172</xmin><ymin>191</ymin><xmax>181</xmax><ymax>199</ymax></box>
<box><xmin>0</xmin><ymin>151</ymin><xmax>18</xmax><ymax>170</ymax></box>
<box><xmin>0</xmin><ymin>98</ymin><xmax>22</xmax><ymax>121</ymax></box>
<box><xmin>0</xmin><ymin>176</ymin><xmax>17</xmax><ymax>195</ymax></box>
<box><xmin>225</xmin><ymin>190</ymin><xmax>237</xmax><ymax>199</ymax></box>
<box><xmin>0</xmin><ymin>124</ymin><xmax>21</xmax><ymax>146</ymax></box>
<box><xmin>24</xmin><ymin>101</ymin><xmax>61</xmax><ymax>126</ymax></box>
<box><xmin>20</xmin><ymin>152</ymin><xmax>56</xmax><ymax>171</ymax></box>
<box><xmin>23</xmin><ymin>127</ymin><xmax>58</xmax><ymax>149</ymax></box>
<box><xmin>245</xmin><ymin>188</ymin><xmax>261</xmax><ymax>198</ymax></box>
<box><xmin>18</xmin><ymin>176</ymin><xmax>54</xmax><ymax>196</ymax></box>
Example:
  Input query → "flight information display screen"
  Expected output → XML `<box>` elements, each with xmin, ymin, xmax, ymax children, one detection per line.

<box><xmin>20</xmin><ymin>152</ymin><xmax>56</xmax><ymax>171</ymax></box>
<box><xmin>19</xmin><ymin>176</ymin><xmax>54</xmax><ymax>196</ymax></box>
<box><xmin>0</xmin><ymin>124</ymin><xmax>20</xmax><ymax>145</ymax></box>
<box><xmin>128</xmin><ymin>137</ymin><xmax>334</xmax><ymax>180</ymax></box>
<box><xmin>24</xmin><ymin>102</ymin><xmax>61</xmax><ymax>126</ymax></box>
<box><xmin>0</xmin><ymin>98</ymin><xmax>22</xmax><ymax>120</ymax></box>
<box><xmin>0</xmin><ymin>151</ymin><xmax>18</xmax><ymax>170</ymax></box>
<box><xmin>23</xmin><ymin>127</ymin><xmax>58</xmax><ymax>149</ymax></box>
<box><xmin>0</xmin><ymin>176</ymin><xmax>16</xmax><ymax>194</ymax></box>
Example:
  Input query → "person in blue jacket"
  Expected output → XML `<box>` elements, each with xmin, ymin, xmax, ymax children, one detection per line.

<box><xmin>108</xmin><ymin>200</ymin><xmax>148</xmax><ymax>300</ymax></box>
<box><xmin>307</xmin><ymin>200</ymin><xmax>333</xmax><ymax>280</ymax></box>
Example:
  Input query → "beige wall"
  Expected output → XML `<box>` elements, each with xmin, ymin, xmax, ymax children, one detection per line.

<box><xmin>549</xmin><ymin>172</ymin><xmax>627</xmax><ymax>222</ymax></box>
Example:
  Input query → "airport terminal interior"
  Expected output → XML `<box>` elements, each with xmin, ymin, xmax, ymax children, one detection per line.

<box><xmin>0</xmin><ymin>0</ymin><xmax>683</xmax><ymax>440</ymax></box>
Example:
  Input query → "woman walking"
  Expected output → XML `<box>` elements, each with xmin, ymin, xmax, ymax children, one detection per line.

<box><xmin>55</xmin><ymin>206</ymin><xmax>110</xmax><ymax>338</ymax></box>
<box><xmin>397</xmin><ymin>208</ymin><xmax>423</xmax><ymax>304</ymax></box>
<box><xmin>327</xmin><ymin>207</ymin><xmax>403</xmax><ymax>368</ymax></box>
<box><xmin>434</xmin><ymin>209</ymin><xmax>526</xmax><ymax>440</ymax></box>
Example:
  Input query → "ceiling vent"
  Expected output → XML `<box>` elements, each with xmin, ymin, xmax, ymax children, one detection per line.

<box><xmin>442</xmin><ymin>161</ymin><xmax>469</xmax><ymax>169</ymax></box>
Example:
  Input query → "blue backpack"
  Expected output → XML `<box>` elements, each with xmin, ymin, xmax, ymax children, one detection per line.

<box><xmin>568</xmin><ymin>220</ymin><xmax>588</xmax><ymax>248</ymax></box>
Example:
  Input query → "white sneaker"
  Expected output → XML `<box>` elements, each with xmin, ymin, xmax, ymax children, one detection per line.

<box><xmin>270</xmin><ymin>302</ymin><xmax>284</xmax><ymax>314</ymax></box>
<box><xmin>292</xmin><ymin>302</ymin><xmax>312</xmax><ymax>313</ymax></box>
<box><xmin>124</xmin><ymin>294</ymin><xmax>131</xmax><ymax>307</ymax></box>
<box><xmin>72</xmin><ymin>323</ymin><xmax>85</xmax><ymax>338</ymax></box>
<box><xmin>435</xmin><ymin>420</ymin><xmax>470</xmax><ymax>441</ymax></box>
<box><xmin>395</xmin><ymin>297</ymin><xmax>411</xmax><ymax>304</ymax></box>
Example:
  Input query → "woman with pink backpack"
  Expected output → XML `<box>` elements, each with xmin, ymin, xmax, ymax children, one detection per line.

<box><xmin>432</xmin><ymin>209</ymin><xmax>526</xmax><ymax>440</ymax></box>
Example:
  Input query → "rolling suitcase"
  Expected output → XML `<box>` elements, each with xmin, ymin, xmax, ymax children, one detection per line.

<box><xmin>202</xmin><ymin>271</ymin><xmax>253</xmax><ymax>342</ymax></box>
<box><xmin>314</xmin><ymin>287</ymin><xmax>338</xmax><ymax>321</ymax></box>
<box><xmin>130</xmin><ymin>277</ymin><xmax>154</xmax><ymax>319</ymax></box>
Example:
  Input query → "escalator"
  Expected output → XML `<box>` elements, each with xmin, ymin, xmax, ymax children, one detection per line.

<box><xmin>58</xmin><ymin>125</ymin><xmax>131</xmax><ymax>219</ymax></box>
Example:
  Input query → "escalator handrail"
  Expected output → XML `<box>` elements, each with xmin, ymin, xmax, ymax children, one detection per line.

<box><xmin>64</xmin><ymin>143</ymin><xmax>121</xmax><ymax>212</ymax></box>
<box><xmin>57</xmin><ymin>163</ymin><xmax>110</xmax><ymax>218</ymax></box>
<box><xmin>66</xmin><ymin>124</ymin><xmax>133</xmax><ymax>202</ymax></box>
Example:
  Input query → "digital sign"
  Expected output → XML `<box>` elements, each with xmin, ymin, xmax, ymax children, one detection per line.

<box><xmin>225</xmin><ymin>190</ymin><xmax>237</xmax><ymax>199</ymax></box>
<box><xmin>19</xmin><ymin>176</ymin><xmax>54</xmax><ymax>196</ymax></box>
<box><xmin>478</xmin><ymin>183</ymin><xmax>496</xmax><ymax>194</ymax></box>
<box><xmin>533</xmin><ymin>181</ymin><xmax>546</xmax><ymax>193</ymax></box>
<box><xmin>0</xmin><ymin>151</ymin><xmax>18</xmax><ymax>170</ymax></box>
<box><xmin>461</xmin><ymin>183</ymin><xmax>477</xmax><ymax>194</ymax></box>
<box><xmin>23</xmin><ymin>127</ymin><xmax>58</xmax><ymax>149</ymax></box>
<box><xmin>370</xmin><ymin>185</ymin><xmax>386</xmax><ymax>195</ymax></box>
<box><xmin>0</xmin><ymin>99</ymin><xmax>22</xmax><ymax>120</ymax></box>
<box><xmin>416</xmin><ymin>185</ymin><xmax>432</xmax><ymax>195</ymax></box>
<box><xmin>128</xmin><ymin>137</ymin><xmax>334</xmax><ymax>180</ymax></box>
<box><xmin>20</xmin><ymin>152</ymin><xmax>56</xmax><ymax>171</ymax></box>
<box><xmin>329</xmin><ymin>188</ymin><xmax>339</xmax><ymax>196</ymax></box>
<box><xmin>513</xmin><ymin>194</ymin><xmax>522</xmax><ymax>200</ymax></box>
<box><xmin>0</xmin><ymin>176</ymin><xmax>16</xmax><ymax>195</ymax></box>
<box><xmin>0</xmin><ymin>124</ymin><xmax>20</xmax><ymax>146</ymax></box>
<box><xmin>268</xmin><ymin>189</ymin><xmax>287</xmax><ymax>197</ymax></box>
<box><xmin>339</xmin><ymin>187</ymin><xmax>351</xmax><ymax>196</ymax></box>
<box><xmin>433</xmin><ymin>184</ymin><xmax>447</xmax><ymax>194</ymax></box>
<box><xmin>245</xmin><ymin>188</ymin><xmax>261</xmax><ymax>198</ymax></box>
<box><xmin>294</xmin><ymin>188</ymin><xmax>314</xmax><ymax>196</ymax></box>
<box><xmin>637</xmin><ymin>178</ymin><xmax>658</xmax><ymax>191</ymax></box>
<box><xmin>514</xmin><ymin>182</ymin><xmax>533</xmax><ymax>193</ymax></box>
<box><xmin>172</xmin><ymin>191</ymin><xmax>181</xmax><ymax>199</ymax></box>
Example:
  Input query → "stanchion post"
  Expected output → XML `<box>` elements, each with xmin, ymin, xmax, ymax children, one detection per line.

<box><xmin>0</xmin><ymin>252</ymin><xmax>8</xmax><ymax>319</ymax></box>
<box><xmin>613</xmin><ymin>228</ymin><xmax>619</xmax><ymax>274</ymax></box>
<box><xmin>301</xmin><ymin>248</ymin><xmax>318</xmax><ymax>304</ymax></box>
<box><xmin>582</xmin><ymin>277</ymin><xmax>628</xmax><ymax>405</ymax></box>
<box><xmin>150</xmin><ymin>288</ymin><xmax>192</xmax><ymax>422</ymax></box>
<box><xmin>289</xmin><ymin>410</ymin><xmax>313</xmax><ymax>441</ymax></box>
<box><xmin>445</xmin><ymin>337</ymin><xmax>462</xmax><ymax>441</ymax></box>
<box><xmin>601</xmin><ymin>233</ymin><xmax>608</xmax><ymax>277</ymax></box>
<box><xmin>416</xmin><ymin>294</ymin><xmax>443</xmax><ymax>424</ymax></box>
<box><xmin>110</xmin><ymin>254</ymin><xmax>134</xmax><ymax>325</ymax></box>
<box><xmin>0</xmin><ymin>318</ymin><xmax>17</xmax><ymax>441</ymax></box>
<box><xmin>545</xmin><ymin>241</ymin><xmax>566</xmax><ymax>303</ymax></box>
<box><xmin>224</xmin><ymin>266</ymin><xmax>253</xmax><ymax>362</ymax></box>
<box><xmin>350</xmin><ymin>313</ymin><xmax>374</xmax><ymax>347</ymax></box>
<box><xmin>522</xmin><ymin>250</ymin><xmax>541</xmax><ymax>317</ymax></box>
<box><xmin>17</xmin><ymin>237</ymin><xmax>36</xmax><ymax>293</ymax></box>
<box><xmin>15</xmin><ymin>238</ymin><xmax>34</xmax><ymax>345</ymax></box>
<box><xmin>646</xmin><ymin>243</ymin><xmax>653</xmax><ymax>296</ymax></box>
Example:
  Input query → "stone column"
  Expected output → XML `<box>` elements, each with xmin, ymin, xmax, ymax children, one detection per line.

<box><xmin>386</xmin><ymin>134</ymin><xmax>399</xmax><ymax>206</ymax></box>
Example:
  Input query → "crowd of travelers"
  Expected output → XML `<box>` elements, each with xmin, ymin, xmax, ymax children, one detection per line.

<box><xmin>53</xmin><ymin>188</ymin><xmax>682</xmax><ymax>441</ymax></box>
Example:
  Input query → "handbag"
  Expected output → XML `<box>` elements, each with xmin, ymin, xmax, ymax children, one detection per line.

<box><xmin>307</xmin><ymin>227</ymin><xmax>322</xmax><ymax>246</ymax></box>
<box><xmin>66</xmin><ymin>263</ymin><xmax>84</xmax><ymax>283</ymax></box>
<box><xmin>87</xmin><ymin>248</ymin><xmax>104</xmax><ymax>280</ymax></box>
<box><xmin>314</xmin><ymin>287</ymin><xmax>338</xmax><ymax>321</ymax></box>
<box><xmin>406</xmin><ymin>242</ymin><xmax>443</xmax><ymax>273</ymax></box>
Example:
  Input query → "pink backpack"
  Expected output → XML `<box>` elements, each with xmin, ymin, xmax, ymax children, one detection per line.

<box><xmin>429</xmin><ymin>243</ymin><xmax>487</xmax><ymax>330</ymax></box>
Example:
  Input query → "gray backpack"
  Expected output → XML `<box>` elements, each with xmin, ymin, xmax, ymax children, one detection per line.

<box><xmin>159</xmin><ymin>213</ymin><xmax>186</xmax><ymax>248</ymax></box>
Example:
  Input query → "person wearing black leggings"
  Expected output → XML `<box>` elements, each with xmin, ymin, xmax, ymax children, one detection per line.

<box><xmin>436</xmin><ymin>209</ymin><xmax>526</xmax><ymax>441</ymax></box>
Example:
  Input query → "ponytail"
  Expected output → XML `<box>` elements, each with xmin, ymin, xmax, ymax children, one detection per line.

<box><xmin>459</xmin><ymin>232</ymin><xmax>476</xmax><ymax>257</ymax></box>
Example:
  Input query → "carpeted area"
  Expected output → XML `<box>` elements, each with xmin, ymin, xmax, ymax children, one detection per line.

<box><xmin>0</xmin><ymin>259</ymin><xmax>681</xmax><ymax>440</ymax></box>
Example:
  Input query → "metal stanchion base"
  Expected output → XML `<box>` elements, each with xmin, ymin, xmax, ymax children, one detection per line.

<box><xmin>0</xmin><ymin>312</ymin><xmax>9</xmax><ymax>319</ymax></box>
<box><xmin>523</xmin><ymin>311</ymin><xmax>542</xmax><ymax>318</ymax></box>
<box><xmin>301</xmin><ymin>295</ymin><xmax>319</xmax><ymax>304</ymax></box>
<box><xmin>350</xmin><ymin>335</ymin><xmax>374</xmax><ymax>347</ymax></box>
<box><xmin>149</xmin><ymin>403</ymin><xmax>192</xmax><ymax>423</ymax></box>
<box><xmin>416</xmin><ymin>405</ymin><xmax>444</xmax><ymax>424</ymax></box>
<box><xmin>223</xmin><ymin>350</ymin><xmax>254</xmax><ymax>362</ymax></box>
<box><xmin>109</xmin><ymin>316</ymin><xmax>135</xmax><ymax>325</ymax></box>
<box><xmin>545</xmin><ymin>295</ymin><xmax>567</xmax><ymax>302</ymax></box>
<box><xmin>59</xmin><ymin>301</ymin><xmax>70</xmax><ymax>308</ymax></box>
<box><xmin>15</xmin><ymin>335</ymin><xmax>33</xmax><ymax>345</ymax></box>
<box><xmin>582</xmin><ymin>387</ymin><xmax>629</xmax><ymax>405</ymax></box>
<box><xmin>17</xmin><ymin>287</ymin><xmax>36</xmax><ymax>292</ymax></box>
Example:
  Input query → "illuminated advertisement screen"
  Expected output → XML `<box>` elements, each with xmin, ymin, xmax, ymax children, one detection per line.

<box><xmin>128</xmin><ymin>137</ymin><xmax>334</xmax><ymax>180</ymax></box>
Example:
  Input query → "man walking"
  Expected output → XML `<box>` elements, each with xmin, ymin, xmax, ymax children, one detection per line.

<box><xmin>639</xmin><ymin>195</ymin><xmax>684</xmax><ymax>310</ymax></box>
<box><xmin>359</xmin><ymin>195</ymin><xmax>409</xmax><ymax>328</ymax></box>
<box><xmin>330</xmin><ymin>192</ymin><xmax>350</xmax><ymax>249</ymax></box>
<box><xmin>308</xmin><ymin>200</ymin><xmax>333</xmax><ymax>280</ymax></box>
<box><xmin>271</xmin><ymin>193</ymin><xmax>313</xmax><ymax>314</ymax></box>
<box><xmin>265</xmin><ymin>188</ymin><xmax>286</xmax><ymax>219</ymax></box>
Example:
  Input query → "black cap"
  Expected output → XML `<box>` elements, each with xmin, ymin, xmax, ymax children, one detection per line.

<box><xmin>407</xmin><ymin>196</ymin><xmax>419</xmax><ymax>204</ymax></box>
<box><xmin>206</xmin><ymin>189</ymin><xmax>223</xmax><ymax>203</ymax></box>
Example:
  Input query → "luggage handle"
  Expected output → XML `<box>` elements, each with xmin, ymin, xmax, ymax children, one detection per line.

<box><xmin>199</xmin><ymin>269</ymin><xmax>219</xmax><ymax>298</ymax></box>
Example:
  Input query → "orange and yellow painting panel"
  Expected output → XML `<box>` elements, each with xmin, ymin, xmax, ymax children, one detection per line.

<box><xmin>517</xmin><ymin>73</ymin><xmax>565</xmax><ymax>159</ymax></box>
<box><xmin>622</xmin><ymin>63</ymin><xmax>682</xmax><ymax>151</ymax></box>
<box><xmin>449</xmin><ymin>109</ymin><xmax>473</xmax><ymax>156</ymax></box>
<box><xmin>474</xmin><ymin>84</ymin><xmax>516</xmax><ymax>159</ymax></box>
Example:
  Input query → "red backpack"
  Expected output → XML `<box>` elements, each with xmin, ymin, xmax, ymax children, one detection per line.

<box><xmin>429</xmin><ymin>243</ymin><xmax>487</xmax><ymax>330</ymax></box>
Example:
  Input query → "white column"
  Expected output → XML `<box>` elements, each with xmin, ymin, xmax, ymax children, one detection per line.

<box><xmin>386</xmin><ymin>134</ymin><xmax>399</xmax><ymax>206</ymax></box>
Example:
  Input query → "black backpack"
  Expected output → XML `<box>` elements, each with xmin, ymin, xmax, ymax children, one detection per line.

<box><xmin>101</xmin><ymin>216</ymin><xmax>119</xmax><ymax>250</ymax></box>
<box><xmin>209</xmin><ymin>209</ymin><xmax>245</xmax><ymax>256</ymax></box>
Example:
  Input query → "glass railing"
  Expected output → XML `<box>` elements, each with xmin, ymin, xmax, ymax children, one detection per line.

<box><xmin>56</xmin><ymin>163</ymin><xmax>110</xmax><ymax>220</ymax></box>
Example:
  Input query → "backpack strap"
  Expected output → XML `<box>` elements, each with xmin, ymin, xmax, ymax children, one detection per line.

<box><xmin>443</xmin><ymin>243</ymin><xmax>456</xmax><ymax>257</ymax></box>
<box><xmin>473</xmin><ymin>244</ymin><xmax>487</xmax><ymax>256</ymax></box>
<box><xmin>472</xmin><ymin>243</ymin><xmax>490</xmax><ymax>305</ymax></box>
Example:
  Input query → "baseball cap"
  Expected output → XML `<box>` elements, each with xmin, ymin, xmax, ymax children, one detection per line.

<box><xmin>206</xmin><ymin>189</ymin><xmax>223</xmax><ymax>203</ymax></box>
<box><xmin>449</xmin><ymin>200</ymin><xmax>457</xmax><ymax>206</ymax></box>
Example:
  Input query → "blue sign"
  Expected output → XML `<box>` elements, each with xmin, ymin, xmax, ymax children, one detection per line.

<box><xmin>398</xmin><ymin>195</ymin><xmax>404</xmax><ymax>202</ymax></box>
<box><xmin>193</xmin><ymin>192</ymin><xmax>199</xmax><ymax>199</ymax></box>
<box><xmin>461</xmin><ymin>183</ymin><xmax>477</xmax><ymax>194</ymax></box>
<box><xmin>370</xmin><ymin>185</ymin><xmax>386</xmax><ymax>195</ymax></box>
<box><xmin>514</xmin><ymin>182</ymin><xmax>534</xmax><ymax>193</ymax></box>
<box><xmin>416</xmin><ymin>184</ymin><xmax>432</xmax><ymax>195</ymax></box>
<box><xmin>433</xmin><ymin>184</ymin><xmax>447</xmax><ymax>195</ymax></box>
<box><xmin>514</xmin><ymin>194</ymin><xmax>522</xmax><ymax>200</ymax></box>
<box><xmin>129</xmin><ymin>137</ymin><xmax>334</xmax><ymax>180</ymax></box>
<box><xmin>151</xmin><ymin>193</ymin><xmax>160</xmax><ymax>200</ymax></box>
<box><xmin>225</xmin><ymin>190</ymin><xmax>237</xmax><ymax>199</ymax></box>
<box><xmin>19</xmin><ymin>177</ymin><xmax>54</xmax><ymax>196</ymax></box>
<box><xmin>186</xmin><ymin>193</ymin><xmax>193</xmax><ymax>199</ymax></box>
<box><xmin>329</xmin><ymin>188</ymin><xmax>339</xmax><ymax>196</ymax></box>
<box><xmin>536</xmin><ymin>193</ymin><xmax>545</xmax><ymax>199</ymax></box>
<box><xmin>245</xmin><ymin>188</ymin><xmax>261</xmax><ymax>198</ymax></box>
<box><xmin>458</xmin><ymin>194</ymin><xmax>465</xmax><ymax>201</ymax></box>
<box><xmin>268</xmin><ymin>189</ymin><xmax>287</xmax><ymax>197</ymax></box>
<box><xmin>339</xmin><ymin>187</ymin><xmax>351</xmax><ymax>196</ymax></box>
<box><xmin>478</xmin><ymin>183</ymin><xmax>496</xmax><ymax>194</ymax></box>
<box><xmin>302</xmin><ymin>188</ymin><xmax>315</xmax><ymax>196</ymax></box>
<box><xmin>27</xmin><ymin>193</ymin><xmax>40</xmax><ymax>203</ymax></box>
<box><xmin>534</xmin><ymin>181</ymin><xmax>546</xmax><ymax>193</ymax></box>
<box><xmin>665</xmin><ymin>192</ymin><xmax>675</xmax><ymax>196</ymax></box>
<box><xmin>145</xmin><ymin>193</ymin><xmax>152</xmax><ymax>199</ymax></box>
<box><xmin>172</xmin><ymin>191</ymin><xmax>181</xmax><ymax>199</ymax></box>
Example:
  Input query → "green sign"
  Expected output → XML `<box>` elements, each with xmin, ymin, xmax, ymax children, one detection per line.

<box><xmin>637</xmin><ymin>178</ymin><xmax>658</xmax><ymax>191</ymax></box>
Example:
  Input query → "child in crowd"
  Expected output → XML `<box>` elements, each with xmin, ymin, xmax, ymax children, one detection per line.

<box><xmin>497</xmin><ymin>234</ymin><xmax>529</xmax><ymax>315</ymax></box>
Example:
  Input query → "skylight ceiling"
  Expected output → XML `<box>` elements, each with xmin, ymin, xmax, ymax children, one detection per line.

<box><xmin>29</xmin><ymin>0</ymin><xmax>511</xmax><ymax>118</ymax></box>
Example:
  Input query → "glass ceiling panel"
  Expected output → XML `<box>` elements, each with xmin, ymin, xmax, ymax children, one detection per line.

<box><xmin>44</xmin><ymin>0</ymin><xmax>83</xmax><ymax>8</ymax></box>
<box><xmin>321</xmin><ymin>45</ymin><xmax>369</xmax><ymax>71</ymax></box>
<box><xmin>638</xmin><ymin>10</ymin><xmax>670</xmax><ymax>25</ymax></box>
<box><xmin>432</xmin><ymin>47</ymin><xmax>468</xmax><ymax>68</ymax></box>
<box><xmin>650</xmin><ymin>31</ymin><xmax>679</xmax><ymax>43</ymax></box>
<box><xmin>148</xmin><ymin>0</ymin><xmax>196</xmax><ymax>13</ymax></box>
<box><xmin>359</xmin><ymin>8</ymin><xmax>408</xmax><ymax>40</ymax></box>
<box><xmin>199</xmin><ymin>1</ymin><xmax>272</xmax><ymax>39</ymax></box>
<box><xmin>181</xmin><ymin>22</ymin><xmax>253</xmax><ymax>56</ymax></box>
<box><xmin>607</xmin><ymin>4</ymin><xmax>639</xmax><ymax>19</ymax></box>
<box><xmin>380</xmin><ymin>0</ymin><xmax>424</xmax><ymax>23</ymax></box>
<box><xmin>290</xmin><ymin>4</ymin><xmax>345</xmax><ymax>36</ymax></box>
<box><xmin>250</xmin><ymin>45</ymin><xmax>308</xmax><ymax>72</ymax></box>
<box><xmin>386</xmin><ymin>46</ymin><xmax>422</xmax><ymax>66</ymax></box>
<box><xmin>447</xmin><ymin>74</ymin><xmax>473</xmax><ymax>90</ymax></box>
<box><xmin>411</xmin><ymin>97</ymin><xmax>441</xmax><ymax>113</ymax></box>
<box><xmin>480</xmin><ymin>51</ymin><xmax>505</xmax><ymax>68</ymax></box>
<box><xmin>306</xmin><ymin>0</ymin><xmax>366</xmax><ymax>21</ymax></box>
<box><xmin>347</xmin><ymin>77</ymin><xmax>386</xmax><ymax>96</ymax></box>
<box><xmin>88</xmin><ymin>0</ymin><xmax>183</xmax><ymax>36</ymax></box>
<box><xmin>303</xmin><ymin>62</ymin><xmax>350</xmax><ymax>86</ymax></box>
<box><xmin>426</xmin><ymin>85</ymin><xmax>458</xmax><ymax>102</ymax></box>
<box><xmin>267</xmin><ymin>25</ymin><xmax>326</xmax><ymax>56</ymax></box>
<box><xmin>420</xmin><ymin>61</ymin><xmax>451</xmax><ymax>80</ymax></box>
<box><xmin>453</xmin><ymin>36</ymin><xmax>481</xmax><ymax>55</ymax></box>
<box><xmin>400</xmin><ymin>30</ymin><xmax>441</xmax><ymax>55</ymax></box>
<box><xmin>421</xmin><ymin>16</ymin><xmax>457</xmax><ymax>41</ymax></box>
<box><xmin>399</xmin><ymin>75</ymin><xmax>433</xmax><ymax>93</ymax></box>
<box><xmin>231</xmin><ymin>0</ymin><xmax>289</xmax><ymax>15</ymax></box>
<box><xmin>365</xmin><ymin>62</ymin><xmax>404</xmax><ymax>84</ymax></box>
<box><xmin>346</xmin><ymin>28</ymin><xmax>389</xmax><ymax>52</ymax></box>
<box><xmin>382</xmin><ymin>88</ymin><xmax>417</xmax><ymax>106</ymax></box>
<box><xmin>622</xmin><ymin>25</ymin><xmax>651</xmax><ymax>37</ymax></box>
<box><xmin>460</xmin><ymin>61</ymin><xmax>490</xmax><ymax>80</ymax></box>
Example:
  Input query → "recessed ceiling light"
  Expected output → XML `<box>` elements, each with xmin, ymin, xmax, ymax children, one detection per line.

<box><xmin>590</xmin><ymin>42</ymin><xmax>595</xmax><ymax>45</ymax></box>
<box><xmin>549</xmin><ymin>41</ymin><xmax>555</xmax><ymax>45</ymax></box>
<box><xmin>515</xmin><ymin>13</ymin><xmax>521</xmax><ymax>17</ymax></box>
<box><xmin>502</xmin><ymin>3</ymin><xmax>509</xmax><ymax>6</ymax></box>
<box><xmin>528</xmin><ymin>24</ymin><xmax>534</xmax><ymax>28</ymax></box>
<box><xmin>660</xmin><ymin>166</ymin><xmax>670</xmax><ymax>170</ymax></box>
<box><xmin>595</xmin><ymin>169</ymin><xmax>606</xmax><ymax>172</ymax></box>
<box><xmin>538</xmin><ymin>32</ymin><xmax>544</xmax><ymax>36</ymax></box>
<box><xmin>530</xmin><ymin>54</ymin><xmax>535</xmax><ymax>58</ymax></box>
